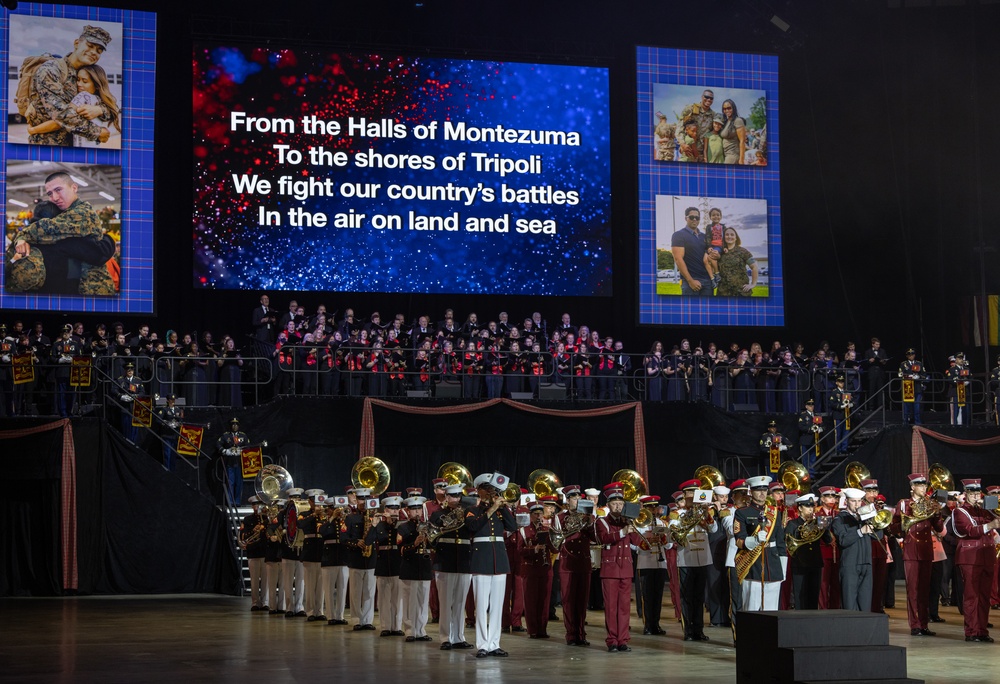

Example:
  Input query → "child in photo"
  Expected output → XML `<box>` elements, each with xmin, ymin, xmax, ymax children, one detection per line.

<box><xmin>702</xmin><ymin>207</ymin><xmax>726</xmax><ymax>288</ymax></box>
<box><xmin>27</xmin><ymin>64</ymin><xmax>121</xmax><ymax>147</ymax></box>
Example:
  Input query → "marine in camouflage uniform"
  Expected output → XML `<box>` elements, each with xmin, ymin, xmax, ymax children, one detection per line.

<box><xmin>26</xmin><ymin>25</ymin><xmax>112</xmax><ymax>147</ymax></box>
<box><xmin>13</xmin><ymin>198</ymin><xmax>116</xmax><ymax>295</ymax></box>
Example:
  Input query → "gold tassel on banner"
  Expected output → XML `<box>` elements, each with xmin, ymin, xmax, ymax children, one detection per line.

<box><xmin>845</xmin><ymin>403</ymin><xmax>851</xmax><ymax>431</ymax></box>
<box><xmin>814</xmin><ymin>431</ymin><xmax>821</xmax><ymax>459</ymax></box>
<box><xmin>958</xmin><ymin>382</ymin><xmax>966</xmax><ymax>407</ymax></box>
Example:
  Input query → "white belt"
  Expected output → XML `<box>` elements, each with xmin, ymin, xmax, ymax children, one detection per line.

<box><xmin>324</xmin><ymin>540</ymin><xmax>340</xmax><ymax>545</ymax></box>
<box><xmin>473</xmin><ymin>536</ymin><xmax>503</xmax><ymax>543</ymax></box>
<box><xmin>766</xmin><ymin>541</ymin><xmax>776</xmax><ymax>547</ymax></box>
<box><xmin>378</xmin><ymin>545</ymin><xmax>398</xmax><ymax>550</ymax></box>
<box><xmin>304</xmin><ymin>534</ymin><xmax>321</xmax><ymax>539</ymax></box>
<box><xmin>437</xmin><ymin>539</ymin><xmax>470</xmax><ymax>545</ymax></box>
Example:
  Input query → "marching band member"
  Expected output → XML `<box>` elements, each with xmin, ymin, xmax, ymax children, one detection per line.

<box><xmin>665</xmin><ymin>490</ymin><xmax>685</xmax><ymax>622</ymax></box>
<box><xmin>240</xmin><ymin>495</ymin><xmax>268</xmax><ymax>612</ymax></box>
<box><xmin>817</xmin><ymin>486</ymin><xmax>842</xmax><ymax>609</ymax></box>
<box><xmin>539</xmin><ymin>494</ymin><xmax>562</xmax><ymax>622</ymax></box>
<box><xmin>585</xmin><ymin>487</ymin><xmax>605</xmax><ymax>611</ymax></box>
<box><xmin>723</xmin><ymin>479</ymin><xmax>748</xmax><ymax>641</ymax></box>
<box><xmin>596</xmin><ymin>482</ymin><xmax>648</xmax><ymax>652</ymax></box>
<box><xmin>556</xmin><ymin>484</ymin><xmax>598</xmax><ymax>646</ymax></box>
<box><xmin>862</xmin><ymin>479</ymin><xmax>889</xmax><ymax>612</ymax></box>
<box><xmin>673</xmin><ymin>479</ymin><xmax>717</xmax><ymax>641</ymax></box>
<box><xmin>432</xmin><ymin>483</ymin><xmax>474</xmax><ymax>651</ymax></box>
<box><xmin>467</xmin><ymin>472</ymin><xmax>517</xmax><ymax>658</ymax></box>
<box><xmin>890</xmin><ymin>472</ymin><xmax>944</xmax><ymax>636</ymax></box>
<box><xmin>280</xmin><ymin>488</ymin><xmax>306</xmax><ymax>618</ymax></box>
<box><xmin>734</xmin><ymin>475</ymin><xmax>786</xmax><ymax>613</ymax></box>
<box><xmin>832</xmin><ymin>488</ymin><xmax>880</xmax><ymax>611</ymax></box>
<box><xmin>425</xmin><ymin>478</ymin><xmax>448</xmax><ymax>625</ymax></box>
<box><xmin>320</xmin><ymin>496</ymin><xmax>349</xmax><ymax>626</ymax></box>
<box><xmin>344</xmin><ymin>487</ymin><xmax>378</xmax><ymax>630</ymax></box>
<box><xmin>706</xmin><ymin>485</ymin><xmax>731</xmax><ymax>627</ymax></box>
<box><xmin>398</xmin><ymin>495</ymin><xmax>434</xmax><ymax>642</ymax></box>
<box><xmin>517</xmin><ymin>501</ymin><xmax>555</xmax><ymax>639</ymax></box>
<box><xmin>950</xmin><ymin>479</ymin><xmax>1000</xmax><ymax>642</ymax></box>
<box><xmin>784</xmin><ymin>493</ymin><xmax>827</xmax><ymax>610</ymax></box>
<box><xmin>501</xmin><ymin>493</ymin><xmax>526</xmax><ymax>635</ymax></box>
<box><xmin>264</xmin><ymin>500</ymin><xmax>283</xmax><ymax>614</ymax></box>
<box><xmin>767</xmin><ymin>480</ymin><xmax>791</xmax><ymax>610</ymax></box>
<box><xmin>373</xmin><ymin>494</ymin><xmax>404</xmax><ymax>636</ymax></box>
<box><xmin>635</xmin><ymin>495</ymin><xmax>669</xmax><ymax>636</ymax></box>
<box><xmin>300</xmin><ymin>490</ymin><xmax>326</xmax><ymax>622</ymax></box>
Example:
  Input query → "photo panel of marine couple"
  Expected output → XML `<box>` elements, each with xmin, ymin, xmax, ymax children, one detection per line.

<box><xmin>7</xmin><ymin>15</ymin><xmax>124</xmax><ymax>150</ymax></box>
<box><xmin>4</xmin><ymin>161</ymin><xmax>122</xmax><ymax>297</ymax></box>
<box><xmin>637</xmin><ymin>47</ymin><xmax>782</xmax><ymax>327</ymax></box>
<box><xmin>0</xmin><ymin>4</ymin><xmax>155</xmax><ymax>314</ymax></box>
<box><xmin>655</xmin><ymin>196</ymin><xmax>768</xmax><ymax>297</ymax></box>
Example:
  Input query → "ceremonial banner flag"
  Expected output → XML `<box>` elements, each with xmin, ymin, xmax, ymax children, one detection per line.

<box><xmin>177</xmin><ymin>425</ymin><xmax>205</xmax><ymax>457</ymax></box>
<box><xmin>12</xmin><ymin>353</ymin><xmax>34</xmax><ymax>384</ymax></box>
<box><xmin>241</xmin><ymin>446</ymin><xmax>263</xmax><ymax>479</ymax></box>
<box><xmin>902</xmin><ymin>379</ymin><xmax>915</xmax><ymax>403</ymax></box>
<box><xmin>131</xmin><ymin>396</ymin><xmax>153</xmax><ymax>428</ymax></box>
<box><xmin>69</xmin><ymin>356</ymin><xmax>93</xmax><ymax>387</ymax></box>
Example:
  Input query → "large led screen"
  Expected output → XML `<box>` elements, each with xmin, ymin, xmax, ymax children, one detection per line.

<box><xmin>0</xmin><ymin>3</ymin><xmax>156</xmax><ymax>313</ymax></box>
<box><xmin>193</xmin><ymin>46</ymin><xmax>612</xmax><ymax>296</ymax></box>
<box><xmin>637</xmin><ymin>47</ymin><xmax>781</xmax><ymax>326</ymax></box>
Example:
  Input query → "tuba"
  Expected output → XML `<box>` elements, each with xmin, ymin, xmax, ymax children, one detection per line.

<box><xmin>503</xmin><ymin>480</ymin><xmax>522</xmax><ymax>504</ymax></box>
<box><xmin>437</xmin><ymin>462</ymin><xmax>473</xmax><ymax>493</ymax></box>
<box><xmin>778</xmin><ymin>460</ymin><xmax>810</xmax><ymax>492</ymax></box>
<box><xmin>844</xmin><ymin>461</ymin><xmax>870</xmax><ymax>490</ymax></box>
<box><xmin>694</xmin><ymin>465</ymin><xmax>725</xmax><ymax>490</ymax></box>
<box><xmin>928</xmin><ymin>463</ymin><xmax>954</xmax><ymax>493</ymax></box>
<box><xmin>352</xmin><ymin>456</ymin><xmax>391</xmax><ymax>496</ymax></box>
<box><xmin>528</xmin><ymin>469</ymin><xmax>562</xmax><ymax>499</ymax></box>
<box><xmin>612</xmin><ymin>468</ymin><xmax>648</xmax><ymax>503</ymax></box>
<box><xmin>255</xmin><ymin>464</ymin><xmax>293</xmax><ymax>504</ymax></box>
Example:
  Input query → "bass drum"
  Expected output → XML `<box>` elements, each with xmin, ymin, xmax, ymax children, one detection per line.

<box><xmin>284</xmin><ymin>499</ymin><xmax>311</xmax><ymax>547</ymax></box>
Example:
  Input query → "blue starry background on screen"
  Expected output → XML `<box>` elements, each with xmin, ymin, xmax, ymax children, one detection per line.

<box><xmin>193</xmin><ymin>47</ymin><xmax>612</xmax><ymax>296</ymax></box>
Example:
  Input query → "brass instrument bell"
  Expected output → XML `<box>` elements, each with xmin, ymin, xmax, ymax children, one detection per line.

<box><xmin>612</xmin><ymin>468</ymin><xmax>648</xmax><ymax>503</ymax></box>
<box><xmin>528</xmin><ymin>469</ymin><xmax>562</xmax><ymax>499</ymax></box>
<box><xmin>844</xmin><ymin>461</ymin><xmax>870</xmax><ymax>490</ymax></box>
<box><xmin>694</xmin><ymin>465</ymin><xmax>725</xmax><ymax>490</ymax></box>
<box><xmin>352</xmin><ymin>456</ymin><xmax>391</xmax><ymax>496</ymax></box>
<box><xmin>503</xmin><ymin>481</ymin><xmax>521</xmax><ymax>504</ymax></box>
<box><xmin>928</xmin><ymin>463</ymin><xmax>954</xmax><ymax>493</ymax></box>
<box><xmin>255</xmin><ymin>464</ymin><xmax>293</xmax><ymax>504</ymax></box>
<box><xmin>437</xmin><ymin>462</ymin><xmax>473</xmax><ymax>493</ymax></box>
<box><xmin>778</xmin><ymin>460</ymin><xmax>810</xmax><ymax>492</ymax></box>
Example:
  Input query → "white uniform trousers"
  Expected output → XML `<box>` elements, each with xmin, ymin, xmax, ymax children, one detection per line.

<box><xmin>742</xmin><ymin>579</ymin><xmax>781</xmax><ymax>612</ymax></box>
<box><xmin>281</xmin><ymin>559</ymin><xmax>305</xmax><ymax>613</ymax></box>
<box><xmin>248</xmin><ymin>557</ymin><xmax>266</xmax><ymax>608</ymax></box>
<box><xmin>376</xmin><ymin>576</ymin><xmax>403</xmax><ymax>632</ymax></box>
<box><xmin>436</xmin><ymin>571</ymin><xmax>472</xmax><ymax>644</ymax></box>
<box><xmin>302</xmin><ymin>561</ymin><xmax>324</xmax><ymax>617</ymax></box>
<box><xmin>472</xmin><ymin>574</ymin><xmax>507</xmax><ymax>652</ymax></box>
<box><xmin>349</xmin><ymin>568</ymin><xmax>376</xmax><ymax>626</ymax></box>
<box><xmin>401</xmin><ymin>579</ymin><xmax>431</xmax><ymax>638</ymax></box>
<box><xmin>322</xmin><ymin>565</ymin><xmax>349</xmax><ymax>620</ymax></box>
<box><xmin>264</xmin><ymin>561</ymin><xmax>281</xmax><ymax>610</ymax></box>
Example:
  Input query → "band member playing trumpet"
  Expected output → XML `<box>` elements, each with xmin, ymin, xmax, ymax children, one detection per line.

<box><xmin>817</xmin><ymin>486</ymin><xmax>842</xmax><ymax>609</ymax></box>
<box><xmin>784</xmin><ymin>493</ymin><xmax>828</xmax><ymax>610</ymax></box>
<box><xmin>320</xmin><ymin>498</ymin><xmax>349</xmax><ymax>625</ymax></box>
<box><xmin>517</xmin><ymin>501</ymin><xmax>555</xmax><ymax>639</ymax></box>
<box><xmin>950</xmin><ymin>479</ymin><xmax>1000</xmax><ymax>642</ymax></box>
<box><xmin>373</xmin><ymin>495</ymin><xmax>404</xmax><ymax>636</ymax></box>
<box><xmin>300</xmin><ymin>490</ymin><xmax>326</xmax><ymax>621</ymax></box>
<box><xmin>832</xmin><ymin>488</ymin><xmax>881</xmax><ymax>611</ymax></box>
<box><xmin>556</xmin><ymin>484</ymin><xmax>598</xmax><ymax>646</ymax></box>
<box><xmin>280</xmin><ymin>488</ymin><xmax>307</xmax><ymax>618</ymax></box>
<box><xmin>467</xmin><ymin>472</ymin><xmax>517</xmax><ymax>658</ymax></box>
<box><xmin>734</xmin><ymin>476</ymin><xmax>786</xmax><ymax>613</ymax></box>
<box><xmin>398</xmin><ymin>496</ymin><xmax>434</xmax><ymax>642</ymax></box>
<box><xmin>596</xmin><ymin>482</ymin><xmax>648</xmax><ymax>652</ymax></box>
<box><xmin>673</xmin><ymin>479</ymin><xmax>717</xmax><ymax>641</ymax></box>
<box><xmin>890</xmin><ymin>472</ymin><xmax>944</xmax><ymax>636</ymax></box>
<box><xmin>432</xmin><ymin>483</ymin><xmax>474</xmax><ymax>651</ymax></box>
<box><xmin>344</xmin><ymin>487</ymin><xmax>378</xmax><ymax>630</ymax></box>
<box><xmin>240</xmin><ymin>495</ymin><xmax>268</xmax><ymax>612</ymax></box>
<box><xmin>636</xmin><ymin>495</ymin><xmax>669</xmax><ymax>636</ymax></box>
<box><xmin>862</xmin><ymin>479</ymin><xmax>890</xmax><ymax>612</ymax></box>
<box><xmin>722</xmin><ymin>480</ymin><xmax>749</xmax><ymax>640</ymax></box>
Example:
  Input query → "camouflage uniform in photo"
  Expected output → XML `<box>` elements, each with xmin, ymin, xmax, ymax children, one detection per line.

<box><xmin>16</xmin><ymin>199</ymin><xmax>116</xmax><ymax>295</ymax></box>
<box><xmin>26</xmin><ymin>55</ymin><xmax>111</xmax><ymax>147</ymax></box>
<box><xmin>5</xmin><ymin>243</ymin><xmax>46</xmax><ymax>292</ymax></box>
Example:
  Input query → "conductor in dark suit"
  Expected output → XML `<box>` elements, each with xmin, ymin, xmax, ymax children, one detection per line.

<box><xmin>252</xmin><ymin>294</ymin><xmax>276</xmax><ymax>346</ymax></box>
<box><xmin>831</xmin><ymin>487</ymin><xmax>880</xmax><ymax>611</ymax></box>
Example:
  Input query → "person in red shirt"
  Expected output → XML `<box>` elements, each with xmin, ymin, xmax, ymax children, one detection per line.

<box><xmin>950</xmin><ymin>479</ymin><xmax>1000</xmax><ymax>642</ymax></box>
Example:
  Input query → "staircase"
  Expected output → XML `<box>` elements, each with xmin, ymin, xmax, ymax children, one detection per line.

<box><xmin>223</xmin><ymin>504</ymin><xmax>252</xmax><ymax>595</ymax></box>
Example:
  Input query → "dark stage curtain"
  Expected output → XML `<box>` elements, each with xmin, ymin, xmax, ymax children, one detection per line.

<box><xmin>0</xmin><ymin>429</ymin><xmax>63</xmax><ymax>596</ymax></box>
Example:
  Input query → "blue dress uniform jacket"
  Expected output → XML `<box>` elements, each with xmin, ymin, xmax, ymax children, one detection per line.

<box><xmin>734</xmin><ymin>503</ymin><xmax>786</xmax><ymax>581</ymax></box>
<box><xmin>398</xmin><ymin>521</ymin><xmax>434</xmax><ymax>581</ymax></box>
<box><xmin>319</xmin><ymin>518</ymin><xmax>347</xmax><ymax>567</ymax></box>
<box><xmin>299</xmin><ymin>511</ymin><xmax>324</xmax><ymax>563</ymax></box>
<box><xmin>465</xmin><ymin>505</ymin><xmax>516</xmax><ymax>574</ymax></box>
<box><xmin>344</xmin><ymin>512</ymin><xmax>377</xmax><ymax>570</ymax></box>
<box><xmin>371</xmin><ymin>520</ymin><xmax>402</xmax><ymax>577</ymax></box>
<box><xmin>431</xmin><ymin>507</ymin><xmax>472</xmax><ymax>573</ymax></box>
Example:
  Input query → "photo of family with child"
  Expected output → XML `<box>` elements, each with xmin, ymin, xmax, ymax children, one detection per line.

<box><xmin>651</xmin><ymin>83</ymin><xmax>767</xmax><ymax>166</ymax></box>
<box><xmin>654</xmin><ymin>195</ymin><xmax>769</xmax><ymax>298</ymax></box>
<box><xmin>7</xmin><ymin>15</ymin><xmax>124</xmax><ymax>149</ymax></box>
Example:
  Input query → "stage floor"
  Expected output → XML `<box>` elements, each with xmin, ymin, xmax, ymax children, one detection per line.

<box><xmin>0</xmin><ymin>583</ymin><xmax>990</xmax><ymax>684</ymax></box>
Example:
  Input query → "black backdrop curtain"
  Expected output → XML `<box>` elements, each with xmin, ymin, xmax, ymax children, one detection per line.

<box><xmin>0</xmin><ymin>428</ymin><xmax>63</xmax><ymax>596</ymax></box>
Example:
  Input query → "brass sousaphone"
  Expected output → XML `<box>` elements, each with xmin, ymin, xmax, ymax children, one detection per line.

<box><xmin>612</xmin><ymin>468</ymin><xmax>648</xmax><ymax>503</ymax></box>
<box><xmin>437</xmin><ymin>462</ymin><xmax>473</xmax><ymax>493</ymax></box>
<box><xmin>844</xmin><ymin>461</ymin><xmax>870</xmax><ymax>490</ymax></box>
<box><xmin>528</xmin><ymin>469</ymin><xmax>562</xmax><ymax>499</ymax></box>
<box><xmin>352</xmin><ymin>456</ymin><xmax>391</xmax><ymax>496</ymax></box>
<box><xmin>778</xmin><ymin>461</ymin><xmax>810</xmax><ymax>493</ymax></box>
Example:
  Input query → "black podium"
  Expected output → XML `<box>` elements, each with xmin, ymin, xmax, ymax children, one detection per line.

<box><xmin>736</xmin><ymin>610</ymin><xmax>922</xmax><ymax>684</ymax></box>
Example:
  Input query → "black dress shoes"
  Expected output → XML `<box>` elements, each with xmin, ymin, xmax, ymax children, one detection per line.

<box><xmin>920</xmin><ymin>628</ymin><xmax>936</xmax><ymax>636</ymax></box>
<box><xmin>440</xmin><ymin>642</ymin><xmax>452</xmax><ymax>651</ymax></box>
<box><xmin>966</xmin><ymin>635</ymin><xmax>994</xmax><ymax>642</ymax></box>
<box><xmin>696</xmin><ymin>633</ymin><xmax>710</xmax><ymax>641</ymax></box>
<box><xmin>617</xmin><ymin>644</ymin><xmax>631</xmax><ymax>652</ymax></box>
<box><xmin>683</xmin><ymin>634</ymin><xmax>695</xmax><ymax>641</ymax></box>
<box><xmin>642</xmin><ymin>628</ymin><xmax>653</xmax><ymax>635</ymax></box>
<box><xmin>295</xmin><ymin>611</ymin><xmax>307</xmax><ymax>618</ymax></box>
<box><xmin>416</xmin><ymin>635</ymin><xmax>433</xmax><ymax>641</ymax></box>
<box><xmin>476</xmin><ymin>649</ymin><xmax>489</xmax><ymax>658</ymax></box>
<box><xmin>930</xmin><ymin>617</ymin><xmax>945</xmax><ymax>623</ymax></box>
<box><xmin>405</xmin><ymin>636</ymin><xmax>416</xmax><ymax>642</ymax></box>
<box><xmin>512</xmin><ymin>626</ymin><xmax>526</xmax><ymax>633</ymax></box>
<box><xmin>453</xmin><ymin>641</ymin><xmax>474</xmax><ymax>649</ymax></box>
<box><xmin>607</xmin><ymin>644</ymin><xmax>617</xmax><ymax>652</ymax></box>
<box><xmin>380</xmin><ymin>630</ymin><xmax>392</xmax><ymax>637</ymax></box>
<box><xmin>390</xmin><ymin>630</ymin><xmax>404</xmax><ymax>636</ymax></box>
<box><xmin>489</xmin><ymin>648</ymin><xmax>508</xmax><ymax>657</ymax></box>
